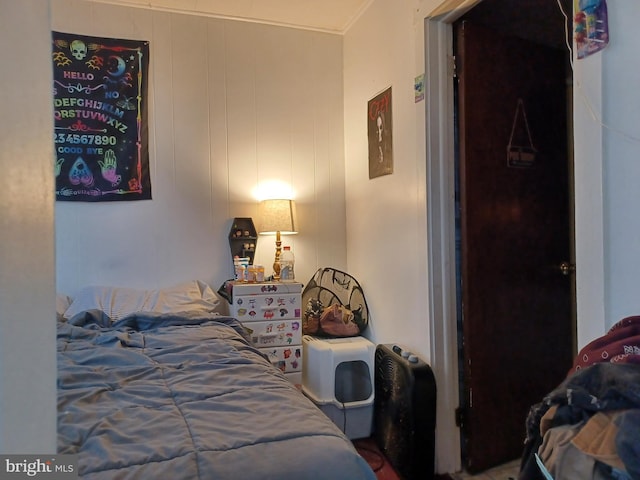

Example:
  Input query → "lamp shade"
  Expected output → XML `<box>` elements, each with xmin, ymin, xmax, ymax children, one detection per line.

<box><xmin>258</xmin><ymin>199</ymin><xmax>298</xmax><ymax>235</ymax></box>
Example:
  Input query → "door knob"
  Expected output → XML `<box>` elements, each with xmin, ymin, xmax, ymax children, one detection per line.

<box><xmin>558</xmin><ymin>261</ymin><xmax>576</xmax><ymax>276</ymax></box>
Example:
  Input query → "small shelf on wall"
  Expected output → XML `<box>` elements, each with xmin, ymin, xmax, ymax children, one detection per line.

<box><xmin>229</xmin><ymin>217</ymin><xmax>257</xmax><ymax>265</ymax></box>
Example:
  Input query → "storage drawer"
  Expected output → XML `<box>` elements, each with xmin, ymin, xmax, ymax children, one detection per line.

<box><xmin>262</xmin><ymin>345</ymin><xmax>302</xmax><ymax>373</ymax></box>
<box><xmin>245</xmin><ymin>319</ymin><xmax>302</xmax><ymax>347</ymax></box>
<box><xmin>231</xmin><ymin>293</ymin><xmax>301</xmax><ymax>321</ymax></box>
<box><xmin>227</xmin><ymin>282</ymin><xmax>302</xmax><ymax>298</ymax></box>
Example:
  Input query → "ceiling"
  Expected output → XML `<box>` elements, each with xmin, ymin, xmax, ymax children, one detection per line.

<box><xmin>85</xmin><ymin>0</ymin><xmax>374</xmax><ymax>34</ymax></box>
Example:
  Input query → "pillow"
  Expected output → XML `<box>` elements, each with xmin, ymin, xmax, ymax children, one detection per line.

<box><xmin>146</xmin><ymin>280</ymin><xmax>219</xmax><ymax>314</ymax></box>
<box><xmin>63</xmin><ymin>280</ymin><xmax>220</xmax><ymax>321</ymax></box>
<box><xmin>56</xmin><ymin>293</ymin><xmax>72</xmax><ymax>316</ymax></box>
<box><xmin>63</xmin><ymin>285</ymin><xmax>150</xmax><ymax>321</ymax></box>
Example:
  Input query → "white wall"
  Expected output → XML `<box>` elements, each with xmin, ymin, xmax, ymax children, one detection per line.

<box><xmin>53</xmin><ymin>0</ymin><xmax>347</xmax><ymax>297</ymax></box>
<box><xmin>0</xmin><ymin>0</ymin><xmax>57</xmax><ymax>453</ymax></box>
<box><xmin>344</xmin><ymin>0</ymin><xmax>431</xmax><ymax>357</ymax></box>
<box><xmin>571</xmin><ymin>1</ymin><xmax>640</xmax><ymax>346</ymax></box>
<box><xmin>601</xmin><ymin>2</ymin><xmax>640</xmax><ymax>327</ymax></box>
<box><xmin>343</xmin><ymin>0</ymin><xmax>442</xmax><ymax>468</ymax></box>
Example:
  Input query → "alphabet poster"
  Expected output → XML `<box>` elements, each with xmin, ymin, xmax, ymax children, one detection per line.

<box><xmin>367</xmin><ymin>86</ymin><xmax>393</xmax><ymax>179</ymax></box>
<box><xmin>52</xmin><ymin>32</ymin><xmax>151</xmax><ymax>201</ymax></box>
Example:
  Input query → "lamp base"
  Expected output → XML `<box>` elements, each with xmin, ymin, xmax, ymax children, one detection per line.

<box><xmin>273</xmin><ymin>262</ymin><xmax>281</xmax><ymax>281</ymax></box>
<box><xmin>272</xmin><ymin>231</ymin><xmax>282</xmax><ymax>281</ymax></box>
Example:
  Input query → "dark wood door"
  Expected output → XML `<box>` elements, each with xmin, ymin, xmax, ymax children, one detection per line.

<box><xmin>455</xmin><ymin>21</ymin><xmax>574</xmax><ymax>473</ymax></box>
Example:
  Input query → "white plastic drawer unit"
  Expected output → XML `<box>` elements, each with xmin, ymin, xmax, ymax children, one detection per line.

<box><xmin>244</xmin><ymin>319</ymin><xmax>302</xmax><ymax>347</ymax></box>
<box><xmin>229</xmin><ymin>281</ymin><xmax>304</xmax><ymax>381</ymax></box>
<box><xmin>229</xmin><ymin>282</ymin><xmax>302</xmax><ymax>322</ymax></box>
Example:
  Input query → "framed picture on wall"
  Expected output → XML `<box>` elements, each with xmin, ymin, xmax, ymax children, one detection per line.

<box><xmin>367</xmin><ymin>86</ymin><xmax>393</xmax><ymax>179</ymax></box>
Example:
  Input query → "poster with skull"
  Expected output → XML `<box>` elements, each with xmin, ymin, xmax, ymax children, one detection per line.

<box><xmin>367</xmin><ymin>86</ymin><xmax>393</xmax><ymax>179</ymax></box>
<box><xmin>52</xmin><ymin>31</ymin><xmax>151</xmax><ymax>201</ymax></box>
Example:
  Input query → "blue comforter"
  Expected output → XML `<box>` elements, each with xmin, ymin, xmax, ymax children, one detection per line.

<box><xmin>57</xmin><ymin>311</ymin><xmax>375</xmax><ymax>479</ymax></box>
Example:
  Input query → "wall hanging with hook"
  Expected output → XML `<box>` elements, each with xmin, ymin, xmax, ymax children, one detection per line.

<box><xmin>507</xmin><ymin>98</ymin><xmax>537</xmax><ymax>168</ymax></box>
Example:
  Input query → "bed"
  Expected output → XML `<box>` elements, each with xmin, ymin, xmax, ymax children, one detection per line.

<box><xmin>518</xmin><ymin>315</ymin><xmax>640</xmax><ymax>480</ymax></box>
<box><xmin>56</xmin><ymin>281</ymin><xmax>376</xmax><ymax>480</ymax></box>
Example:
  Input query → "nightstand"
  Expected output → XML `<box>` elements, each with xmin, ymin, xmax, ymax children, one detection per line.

<box><xmin>228</xmin><ymin>281</ymin><xmax>303</xmax><ymax>385</ymax></box>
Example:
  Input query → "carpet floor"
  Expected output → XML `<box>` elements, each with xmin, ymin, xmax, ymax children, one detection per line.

<box><xmin>353</xmin><ymin>437</ymin><xmax>454</xmax><ymax>480</ymax></box>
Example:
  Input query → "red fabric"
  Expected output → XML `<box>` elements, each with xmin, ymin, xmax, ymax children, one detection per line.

<box><xmin>570</xmin><ymin>315</ymin><xmax>640</xmax><ymax>376</ymax></box>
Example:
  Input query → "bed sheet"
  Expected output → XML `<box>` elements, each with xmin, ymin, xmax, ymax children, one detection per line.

<box><xmin>57</xmin><ymin>311</ymin><xmax>375</xmax><ymax>479</ymax></box>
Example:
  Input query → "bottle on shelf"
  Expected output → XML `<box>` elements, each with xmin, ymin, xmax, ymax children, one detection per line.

<box><xmin>247</xmin><ymin>265</ymin><xmax>258</xmax><ymax>283</ymax></box>
<box><xmin>234</xmin><ymin>256</ymin><xmax>249</xmax><ymax>282</ymax></box>
<box><xmin>255</xmin><ymin>265</ymin><xmax>265</xmax><ymax>282</ymax></box>
<box><xmin>279</xmin><ymin>246</ymin><xmax>295</xmax><ymax>282</ymax></box>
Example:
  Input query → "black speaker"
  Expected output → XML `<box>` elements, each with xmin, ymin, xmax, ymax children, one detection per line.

<box><xmin>374</xmin><ymin>344</ymin><xmax>437</xmax><ymax>480</ymax></box>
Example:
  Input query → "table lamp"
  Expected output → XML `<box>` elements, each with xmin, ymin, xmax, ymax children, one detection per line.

<box><xmin>258</xmin><ymin>199</ymin><xmax>298</xmax><ymax>281</ymax></box>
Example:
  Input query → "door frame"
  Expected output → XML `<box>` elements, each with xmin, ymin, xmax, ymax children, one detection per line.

<box><xmin>424</xmin><ymin>1</ymin><xmax>605</xmax><ymax>474</ymax></box>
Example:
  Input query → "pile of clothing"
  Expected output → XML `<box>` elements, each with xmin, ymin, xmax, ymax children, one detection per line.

<box><xmin>519</xmin><ymin>316</ymin><xmax>640</xmax><ymax>480</ymax></box>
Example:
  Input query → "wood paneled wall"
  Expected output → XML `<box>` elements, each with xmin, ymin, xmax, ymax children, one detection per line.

<box><xmin>52</xmin><ymin>0</ymin><xmax>346</xmax><ymax>296</ymax></box>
